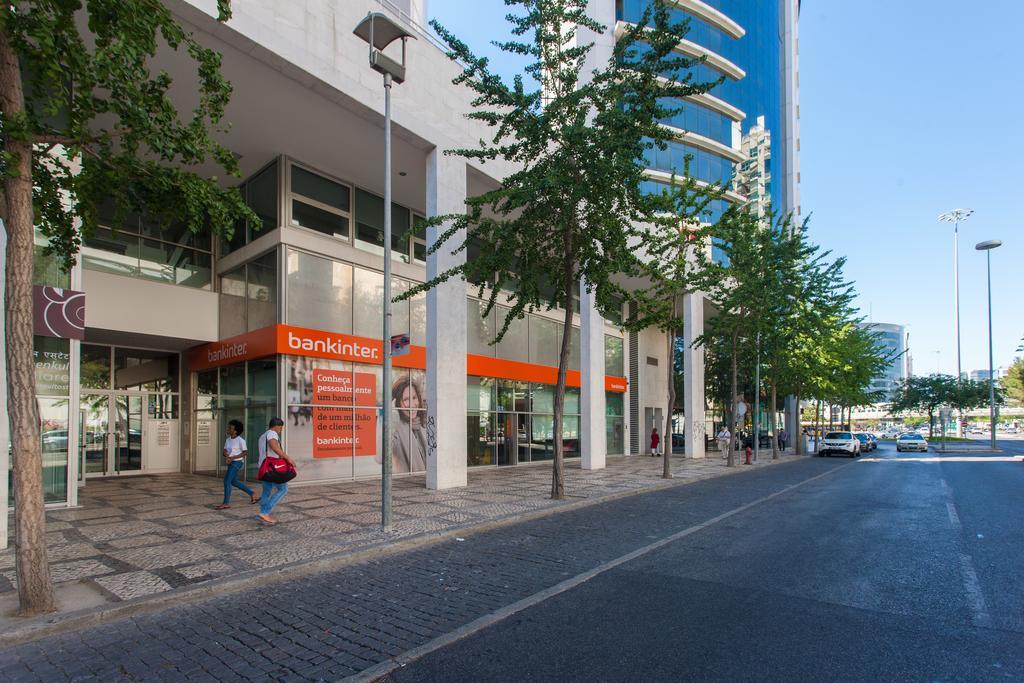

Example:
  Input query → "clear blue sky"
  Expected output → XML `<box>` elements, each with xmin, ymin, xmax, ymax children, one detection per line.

<box><xmin>428</xmin><ymin>0</ymin><xmax>1024</xmax><ymax>377</ymax></box>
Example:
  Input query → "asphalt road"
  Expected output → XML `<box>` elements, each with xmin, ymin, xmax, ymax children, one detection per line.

<box><xmin>387</xmin><ymin>442</ymin><xmax>1024</xmax><ymax>682</ymax></box>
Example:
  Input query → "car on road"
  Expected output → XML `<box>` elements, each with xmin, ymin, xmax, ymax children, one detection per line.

<box><xmin>854</xmin><ymin>432</ymin><xmax>876</xmax><ymax>452</ymax></box>
<box><xmin>896</xmin><ymin>432</ymin><xmax>929</xmax><ymax>452</ymax></box>
<box><xmin>819</xmin><ymin>431</ymin><xmax>860</xmax><ymax>457</ymax></box>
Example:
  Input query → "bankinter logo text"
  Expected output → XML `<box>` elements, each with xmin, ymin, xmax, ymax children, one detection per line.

<box><xmin>287</xmin><ymin>331</ymin><xmax>379</xmax><ymax>360</ymax></box>
<box><xmin>208</xmin><ymin>343</ymin><xmax>247</xmax><ymax>363</ymax></box>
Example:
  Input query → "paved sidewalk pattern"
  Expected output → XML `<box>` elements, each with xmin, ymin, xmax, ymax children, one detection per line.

<box><xmin>0</xmin><ymin>454</ymin><xmax>834</xmax><ymax>682</ymax></box>
<box><xmin>1</xmin><ymin>453</ymin><xmax>793</xmax><ymax>605</ymax></box>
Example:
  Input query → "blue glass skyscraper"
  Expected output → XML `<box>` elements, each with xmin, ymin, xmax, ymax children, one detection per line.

<box><xmin>617</xmin><ymin>0</ymin><xmax>801</xmax><ymax>224</ymax></box>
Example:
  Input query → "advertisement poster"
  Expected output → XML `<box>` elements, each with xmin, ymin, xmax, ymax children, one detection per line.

<box><xmin>311</xmin><ymin>369</ymin><xmax>376</xmax><ymax>458</ymax></box>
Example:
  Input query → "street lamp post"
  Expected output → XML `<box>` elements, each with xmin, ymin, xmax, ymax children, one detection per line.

<box><xmin>939</xmin><ymin>208</ymin><xmax>972</xmax><ymax>437</ymax></box>
<box><xmin>975</xmin><ymin>239</ymin><xmax>1001</xmax><ymax>451</ymax></box>
<box><xmin>753</xmin><ymin>332</ymin><xmax>760</xmax><ymax>463</ymax></box>
<box><xmin>354</xmin><ymin>13</ymin><xmax>415</xmax><ymax>532</ymax></box>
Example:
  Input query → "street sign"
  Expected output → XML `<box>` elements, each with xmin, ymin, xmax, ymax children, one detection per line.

<box><xmin>390</xmin><ymin>333</ymin><xmax>410</xmax><ymax>358</ymax></box>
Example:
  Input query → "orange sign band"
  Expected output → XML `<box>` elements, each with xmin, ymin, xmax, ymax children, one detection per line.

<box><xmin>188</xmin><ymin>324</ymin><xmax>627</xmax><ymax>392</ymax></box>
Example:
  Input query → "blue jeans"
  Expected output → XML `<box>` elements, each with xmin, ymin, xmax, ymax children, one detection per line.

<box><xmin>260</xmin><ymin>481</ymin><xmax>288</xmax><ymax>516</ymax></box>
<box><xmin>223</xmin><ymin>460</ymin><xmax>253</xmax><ymax>504</ymax></box>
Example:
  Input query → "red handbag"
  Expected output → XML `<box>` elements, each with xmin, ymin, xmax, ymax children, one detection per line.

<box><xmin>258</xmin><ymin>456</ymin><xmax>296</xmax><ymax>484</ymax></box>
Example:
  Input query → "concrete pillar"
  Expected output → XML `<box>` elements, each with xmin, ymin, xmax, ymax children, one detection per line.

<box><xmin>683</xmin><ymin>292</ymin><xmax>706</xmax><ymax>459</ymax></box>
<box><xmin>425</xmin><ymin>148</ymin><xmax>467</xmax><ymax>489</ymax></box>
<box><xmin>580</xmin><ymin>282</ymin><xmax>606</xmax><ymax>470</ymax></box>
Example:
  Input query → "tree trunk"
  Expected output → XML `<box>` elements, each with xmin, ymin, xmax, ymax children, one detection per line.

<box><xmin>728</xmin><ymin>330</ymin><xmax>737</xmax><ymax>467</ymax></box>
<box><xmin>664</xmin><ymin>320</ymin><xmax>676</xmax><ymax>479</ymax></box>
<box><xmin>0</xmin><ymin>31</ymin><xmax>57</xmax><ymax>616</ymax></box>
<box><xmin>794</xmin><ymin>389</ymin><xmax>802</xmax><ymax>455</ymax></box>
<box><xmin>815</xmin><ymin>399</ymin><xmax>823</xmax><ymax>454</ymax></box>
<box><xmin>551</xmin><ymin>249</ymin><xmax>575</xmax><ymax>500</ymax></box>
<box><xmin>771</xmin><ymin>380</ymin><xmax>779</xmax><ymax>460</ymax></box>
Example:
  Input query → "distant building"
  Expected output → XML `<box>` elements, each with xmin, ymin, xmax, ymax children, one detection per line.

<box><xmin>860</xmin><ymin>322</ymin><xmax>907</xmax><ymax>401</ymax></box>
<box><xmin>734</xmin><ymin>115</ymin><xmax>772</xmax><ymax>223</ymax></box>
<box><xmin>969</xmin><ymin>367</ymin><xmax>1008</xmax><ymax>382</ymax></box>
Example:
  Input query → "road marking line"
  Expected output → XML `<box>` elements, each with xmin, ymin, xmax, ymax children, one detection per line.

<box><xmin>941</xmin><ymin>478</ymin><xmax>993</xmax><ymax>629</ymax></box>
<box><xmin>347</xmin><ymin>463</ymin><xmax>850</xmax><ymax>683</ymax></box>
<box><xmin>946</xmin><ymin>502</ymin><xmax>962</xmax><ymax>532</ymax></box>
<box><xmin>958</xmin><ymin>553</ymin><xmax>994</xmax><ymax>629</ymax></box>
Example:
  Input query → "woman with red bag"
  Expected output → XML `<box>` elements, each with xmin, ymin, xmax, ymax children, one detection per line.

<box><xmin>256</xmin><ymin>417</ymin><xmax>296</xmax><ymax>525</ymax></box>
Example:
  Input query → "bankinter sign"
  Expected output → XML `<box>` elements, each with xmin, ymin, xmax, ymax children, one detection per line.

<box><xmin>187</xmin><ymin>325</ymin><xmax>388</xmax><ymax>372</ymax></box>
<box><xmin>285</xmin><ymin>330</ymin><xmax>378</xmax><ymax>360</ymax></box>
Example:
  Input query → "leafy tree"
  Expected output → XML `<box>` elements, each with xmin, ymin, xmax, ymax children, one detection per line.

<box><xmin>888</xmin><ymin>374</ymin><xmax>1000</xmax><ymax>437</ymax></box>
<box><xmin>694</xmin><ymin>206</ymin><xmax>772</xmax><ymax>466</ymax></box>
<box><xmin>1</xmin><ymin>0</ymin><xmax>253</xmax><ymax>615</ymax></box>
<box><xmin>1001</xmin><ymin>358</ymin><xmax>1024</xmax><ymax>406</ymax></box>
<box><xmin>629</xmin><ymin>171</ymin><xmax>721</xmax><ymax>478</ymax></box>
<box><xmin>411</xmin><ymin>0</ymin><xmax>717</xmax><ymax>497</ymax></box>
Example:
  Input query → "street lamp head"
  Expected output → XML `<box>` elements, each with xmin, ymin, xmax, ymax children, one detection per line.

<box><xmin>938</xmin><ymin>208</ymin><xmax>973</xmax><ymax>223</ymax></box>
<box><xmin>975</xmin><ymin>239</ymin><xmax>1002</xmax><ymax>251</ymax></box>
<box><xmin>353</xmin><ymin>12</ymin><xmax>416</xmax><ymax>84</ymax></box>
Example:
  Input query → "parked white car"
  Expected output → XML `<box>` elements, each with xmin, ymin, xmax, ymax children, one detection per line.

<box><xmin>819</xmin><ymin>431</ymin><xmax>860</xmax><ymax>457</ymax></box>
<box><xmin>896</xmin><ymin>432</ymin><xmax>929</xmax><ymax>453</ymax></box>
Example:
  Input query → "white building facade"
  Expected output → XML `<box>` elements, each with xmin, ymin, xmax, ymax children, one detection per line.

<box><xmin>15</xmin><ymin>0</ymin><xmax>800</xmax><ymax>511</ymax></box>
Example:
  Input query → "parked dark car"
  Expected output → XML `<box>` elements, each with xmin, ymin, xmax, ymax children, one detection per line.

<box><xmin>741</xmin><ymin>430</ymin><xmax>773</xmax><ymax>449</ymax></box>
<box><xmin>671</xmin><ymin>433</ymin><xmax>685</xmax><ymax>448</ymax></box>
<box><xmin>854</xmin><ymin>433</ymin><xmax>875</xmax><ymax>452</ymax></box>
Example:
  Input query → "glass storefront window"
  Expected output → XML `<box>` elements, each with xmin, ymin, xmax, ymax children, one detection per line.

<box><xmin>34</xmin><ymin>227</ymin><xmax>70</xmax><ymax>288</ymax></box>
<box><xmin>495</xmin><ymin>306</ymin><xmax>528</xmax><ymax>362</ymax></box>
<box><xmin>468</xmin><ymin>299</ymin><xmax>495</xmax><ymax>356</ymax></box>
<box><xmin>80</xmin><ymin>344</ymin><xmax>112</xmax><ymax>390</ymax></box>
<box><xmin>286</xmin><ymin>249</ymin><xmax>353</xmax><ymax>333</ymax></box>
<box><xmin>219</xmin><ymin>267</ymin><xmax>247</xmax><ymax>339</ymax></box>
<box><xmin>114</xmin><ymin>348</ymin><xmax>179</xmax><ymax>392</ymax></box>
<box><xmin>34</xmin><ymin>336</ymin><xmax>71</xmax><ymax>396</ymax></box>
<box><xmin>410</xmin><ymin>290</ymin><xmax>426</xmax><ymax>346</ymax></box>
<box><xmin>529</xmin><ymin>316</ymin><xmax>559</xmax><ymax>367</ymax></box>
<box><xmin>247</xmin><ymin>251</ymin><xmax>277</xmax><ymax>331</ymax></box>
<box><xmin>497</xmin><ymin>380</ymin><xmax>530</xmax><ymax>413</ymax></box>
<box><xmin>605</xmin><ymin>335</ymin><xmax>625</xmax><ymax>377</ymax></box>
<box><xmin>467</xmin><ymin>412</ymin><xmax>495</xmax><ymax>467</ymax></box>
<box><xmin>247</xmin><ymin>161</ymin><xmax>280</xmax><ymax>237</ymax></box>
<box><xmin>467</xmin><ymin>377</ymin><xmax>495</xmax><ymax>412</ymax></box>
<box><xmin>38</xmin><ymin>398</ymin><xmax>69</xmax><ymax>504</ymax></box>
<box><xmin>353</xmin><ymin>267</ymin><xmax>384</xmax><ymax>339</ymax></box>
<box><xmin>391</xmin><ymin>278</ymin><xmax>411</xmax><ymax>340</ymax></box>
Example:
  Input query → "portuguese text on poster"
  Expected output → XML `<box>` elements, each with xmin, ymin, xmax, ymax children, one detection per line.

<box><xmin>312</xmin><ymin>369</ymin><xmax>376</xmax><ymax>458</ymax></box>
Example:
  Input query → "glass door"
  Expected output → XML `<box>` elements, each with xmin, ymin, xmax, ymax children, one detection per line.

<box><xmin>81</xmin><ymin>394</ymin><xmax>110</xmax><ymax>476</ymax></box>
<box><xmin>114</xmin><ymin>395</ymin><xmax>143</xmax><ymax>473</ymax></box>
<box><xmin>83</xmin><ymin>393</ymin><xmax>144</xmax><ymax>476</ymax></box>
<box><xmin>497</xmin><ymin>412</ymin><xmax>516</xmax><ymax>466</ymax></box>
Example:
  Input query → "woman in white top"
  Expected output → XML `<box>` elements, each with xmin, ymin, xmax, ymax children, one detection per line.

<box><xmin>215</xmin><ymin>419</ymin><xmax>259</xmax><ymax>509</ymax></box>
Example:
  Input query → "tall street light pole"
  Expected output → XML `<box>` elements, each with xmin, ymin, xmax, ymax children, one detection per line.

<box><xmin>354</xmin><ymin>12</ymin><xmax>415</xmax><ymax>532</ymax></box>
<box><xmin>939</xmin><ymin>208</ymin><xmax>973</xmax><ymax>436</ymax></box>
<box><xmin>975</xmin><ymin>239</ymin><xmax>1001</xmax><ymax>451</ymax></box>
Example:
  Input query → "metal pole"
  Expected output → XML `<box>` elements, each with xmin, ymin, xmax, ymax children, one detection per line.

<box><xmin>954</xmin><ymin>220</ymin><xmax>961</xmax><ymax>381</ymax></box>
<box><xmin>986</xmin><ymin>249</ymin><xmax>996</xmax><ymax>451</ymax></box>
<box><xmin>382</xmin><ymin>72</ymin><xmax>393</xmax><ymax>532</ymax></box>
<box><xmin>953</xmin><ymin>220</ymin><xmax>963</xmax><ymax>438</ymax></box>
<box><xmin>754</xmin><ymin>332</ymin><xmax>760</xmax><ymax>462</ymax></box>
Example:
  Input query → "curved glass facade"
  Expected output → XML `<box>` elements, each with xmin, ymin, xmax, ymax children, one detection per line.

<box><xmin>620</xmin><ymin>0</ymin><xmax>788</xmax><ymax>216</ymax></box>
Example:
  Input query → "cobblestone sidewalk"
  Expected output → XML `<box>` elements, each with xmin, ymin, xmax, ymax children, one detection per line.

<box><xmin>0</xmin><ymin>452</ymin><xmax>797</xmax><ymax>608</ymax></box>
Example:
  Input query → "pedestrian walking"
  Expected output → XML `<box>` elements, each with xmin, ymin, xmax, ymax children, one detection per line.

<box><xmin>717</xmin><ymin>426</ymin><xmax>731</xmax><ymax>458</ymax></box>
<box><xmin>650</xmin><ymin>427</ymin><xmax>661</xmax><ymax>457</ymax></box>
<box><xmin>256</xmin><ymin>417</ymin><xmax>296</xmax><ymax>525</ymax></box>
<box><xmin>215</xmin><ymin>419</ymin><xmax>258</xmax><ymax>509</ymax></box>
<box><xmin>778</xmin><ymin>427</ymin><xmax>788</xmax><ymax>451</ymax></box>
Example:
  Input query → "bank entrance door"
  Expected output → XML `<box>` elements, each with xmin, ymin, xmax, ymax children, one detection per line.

<box><xmin>80</xmin><ymin>393</ymin><xmax>179</xmax><ymax>477</ymax></box>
